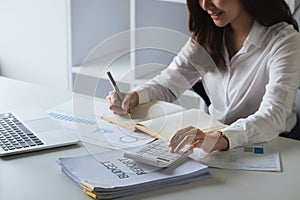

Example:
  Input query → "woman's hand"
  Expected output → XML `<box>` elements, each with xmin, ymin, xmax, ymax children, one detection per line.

<box><xmin>168</xmin><ymin>126</ymin><xmax>229</xmax><ymax>153</ymax></box>
<box><xmin>106</xmin><ymin>91</ymin><xmax>139</xmax><ymax>116</ymax></box>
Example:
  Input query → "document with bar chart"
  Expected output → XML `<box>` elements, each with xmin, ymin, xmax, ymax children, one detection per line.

<box><xmin>193</xmin><ymin>139</ymin><xmax>281</xmax><ymax>172</ymax></box>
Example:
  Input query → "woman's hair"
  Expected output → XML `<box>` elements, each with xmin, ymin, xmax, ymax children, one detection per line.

<box><xmin>186</xmin><ymin>0</ymin><xmax>298</xmax><ymax>69</ymax></box>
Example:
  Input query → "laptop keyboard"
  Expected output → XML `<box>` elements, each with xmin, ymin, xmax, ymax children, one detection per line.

<box><xmin>0</xmin><ymin>113</ymin><xmax>44</xmax><ymax>151</ymax></box>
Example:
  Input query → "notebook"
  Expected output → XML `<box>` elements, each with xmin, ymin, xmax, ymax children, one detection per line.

<box><xmin>101</xmin><ymin>101</ymin><xmax>226</xmax><ymax>140</ymax></box>
<box><xmin>100</xmin><ymin>101</ymin><xmax>184</xmax><ymax>132</ymax></box>
<box><xmin>0</xmin><ymin>108</ymin><xmax>79</xmax><ymax>156</ymax></box>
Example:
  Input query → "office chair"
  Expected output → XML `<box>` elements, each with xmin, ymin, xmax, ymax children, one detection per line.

<box><xmin>192</xmin><ymin>80</ymin><xmax>211</xmax><ymax>107</ymax></box>
<box><xmin>280</xmin><ymin>89</ymin><xmax>300</xmax><ymax>140</ymax></box>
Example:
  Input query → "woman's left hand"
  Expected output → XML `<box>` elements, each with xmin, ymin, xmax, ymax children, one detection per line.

<box><xmin>168</xmin><ymin>126</ymin><xmax>229</xmax><ymax>153</ymax></box>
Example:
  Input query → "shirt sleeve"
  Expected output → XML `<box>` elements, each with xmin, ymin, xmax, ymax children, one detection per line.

<box><xmin>222</xmin><ymin>32</ymin><xmax>300</xmax><ymax>149</ymax></box>
<box><xmin>135</xmin><ymin>38</ymin><xmax>215</xmax><ymax>104</ymax></box>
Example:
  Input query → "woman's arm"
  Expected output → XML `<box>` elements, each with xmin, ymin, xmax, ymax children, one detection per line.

<box><xmin>135</xmin><ymin>38</ymin><xmax>215</xmax><ymax>104</ymax></box>
<box><xmin>222</xmin><ymin>30</ymin><xmax>300</xmax><ymax>149</ymax></box>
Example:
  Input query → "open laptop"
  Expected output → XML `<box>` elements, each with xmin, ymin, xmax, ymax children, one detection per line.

<box><xmin>0</xmin><ymin>108</ymin><xmax>79</xmax><ymax>156</ymax></box>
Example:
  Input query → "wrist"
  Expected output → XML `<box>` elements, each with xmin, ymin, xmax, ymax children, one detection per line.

<box><xmin>205</xmin><ymin>131</ymin><xmax>229</xmax><ymax>152</ymax></box>
<box><xmin>217</xmin><ymin>131</ymin><xmax>229</xmax><ymax>151</ymax></box>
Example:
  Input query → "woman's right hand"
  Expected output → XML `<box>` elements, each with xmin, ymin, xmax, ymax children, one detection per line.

<box><xmin>106</xmin><ymin>91</ymin><xmax>139</xmax><ymax>116</ymax></box>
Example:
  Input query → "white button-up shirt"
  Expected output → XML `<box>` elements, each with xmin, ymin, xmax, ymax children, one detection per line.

<box><xmin>135</xmin><ymin>21</ymin><xmax>300</xmax><ymax>149</ymax></box>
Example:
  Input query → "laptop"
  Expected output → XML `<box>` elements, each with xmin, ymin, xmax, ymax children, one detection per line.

<box><xmin>0</xmin><ymin>108</ymin><xmax>79</xmax><ymax>156</ymax></box>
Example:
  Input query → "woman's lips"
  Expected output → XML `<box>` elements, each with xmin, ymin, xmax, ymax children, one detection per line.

<box><xmin>209</xmin><ymin>11</ymin><xmax>223</xmax><ymax>20</ymax></box>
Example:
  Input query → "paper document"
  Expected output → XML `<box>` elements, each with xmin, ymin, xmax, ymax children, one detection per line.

<box><xmin>193</xmin><ymin>139</ymin><xmax>281</xmax><ymax>171</ymax></box>
<box><xmin>48</xmin><ymin>98</ymin><xmax>154</xmax><ymax>149</ymax></box>
<box><xmin>57</xmin><ymin>149</ymin><xmax>211</xmax><ymax>199</ymax></box>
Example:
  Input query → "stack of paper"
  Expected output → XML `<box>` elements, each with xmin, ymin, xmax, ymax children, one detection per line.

<box><xmin>57</xmin><ymin>149</ymin><xmax>211</xmax><ymax>199</ymax></box>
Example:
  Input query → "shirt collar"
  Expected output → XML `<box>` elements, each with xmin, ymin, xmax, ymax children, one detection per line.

<box><xmin>244</xmin><ymin>20</ymin><xmax>267</xmax><ymax>49</ymax></box>
<box><xmin>222</xmin><ymin>20</ymin><xmax>266</xmax><ymax>63</ymax></box>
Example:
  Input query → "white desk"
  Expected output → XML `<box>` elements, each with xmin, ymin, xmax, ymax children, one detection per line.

<box><xmin>1</xmin><ymin>76</ymin><xmax>300</xmax><ymax>200</ymax></box>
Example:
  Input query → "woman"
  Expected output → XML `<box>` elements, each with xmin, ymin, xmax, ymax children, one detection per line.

<box><xmin>107</xmin><ymin>0</ymin><xmax>300</xmax><ymax>153</ymax></box>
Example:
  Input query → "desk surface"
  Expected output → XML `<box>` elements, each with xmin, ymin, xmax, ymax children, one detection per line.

<box><xmin>1</xmin><ymin>76</ymin><xmax>300</xmax><ymax>200</ymax></box>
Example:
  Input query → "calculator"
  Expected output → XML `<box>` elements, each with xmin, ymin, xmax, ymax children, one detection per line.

<box><xmin>123</xmin><ymin>140</ymin><xmax>192</xmax><ymax>168</ymax></box>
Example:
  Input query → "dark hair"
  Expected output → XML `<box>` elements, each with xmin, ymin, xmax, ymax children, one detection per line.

<box><xmin>186</xmin><ymin>0</ymin><xmax>298</xmax><ymax>69</ymax></box>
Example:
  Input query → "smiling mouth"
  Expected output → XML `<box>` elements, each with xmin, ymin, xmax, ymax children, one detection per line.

<box><xmin>209</xmin><ymin>11</ymin><xmax>223</xmax><ymax>20</ymax></box>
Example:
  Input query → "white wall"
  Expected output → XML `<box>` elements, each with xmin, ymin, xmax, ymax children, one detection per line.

<box><xmin>286</xmin><ymin>0</ymin><xmax>300</xmax><ymax>11</ymax></box>
<box><xmin>0</xmin><ymin>0</ymin><xmax>69</xmax><ymax>90</ymax></box>
<box><xmin>0</xmin><ymin>0</ymin><xmax>298</xmax><ymax>92</ymax></box>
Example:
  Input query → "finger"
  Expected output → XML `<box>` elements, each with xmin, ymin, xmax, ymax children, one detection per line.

<box><xmin>108</xmin><ymin>91</ymin><xmax>121</xmax><ymax>105</ymax></box>
<box><xmin>107</xmin><ymin>95</ymin><xmax>121</xmax><ymax>110</ymax></box>
<box><xmin>193</xmin><ymin>129</ymin><xmax>206</xmax><ymax>141</ymax></box>
<box><xmin>173</xmin><ymin>134</ymin><xmax>195</xmax><ymax>153</ymax></box>
<box><xmin>129</xmin><ymin>91</ymin><xmax>139</xmax><ymax>111</ymax></box>
<box><xmin>168</xmin><ymin>126</ymin><xmax>195</xmax><ymax>145</ymax></box>
<box><xmin>189</xmin><ymin>129</ymin><xmax>212</xmax><ymax>149</ymax></box>
<box><xmin>168</xmin><ymin>127</ymin><xmax>197</xmax><ymax>151</ymax></box>
<box><xmin>108</xmin><ymin>91</ymin><xmax>117</xmax><ymax>100</ymax></box>
<box><xmin>106</xmin><ymin>95</ymin><xmax>112</xmax><ymax>106</ymax></box>
<box><xmin>109</xmin><ymin>105</ymin><xmax>129</xmax><ymax>116</ymax></box>
<box><xmin>187</xmin><ymin>129</ymin><xmax>206</xmax><ymax>149</ymax></box>
<box><xmin>107</xmin><ymin>91</ymin><xmax>130</xmax><ymax>116</ymax></box>
<box><xmin>169</xmin><ymin>128</ymin><xmax>198</xmax><ymax>152</ymax></box>
<box><xmin>121</xmin><ymin>93</ymin><xmax>131</xmax><ymax>111</ymax></box>
<box><xmin>106</xmin><ymin>91</ymin><xmax>115</xmax><ymax>104</ymax></box>
<box><xmin>190</xmin><ymin>139</ymin><xmax>203</xmax><ymax>149</ymax></box>
<box><xmin>168</xmin><ymin>128</ymin><xmax>194</xmax><ymax>150</ymax></box>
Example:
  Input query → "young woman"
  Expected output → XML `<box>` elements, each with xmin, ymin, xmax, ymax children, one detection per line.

<box><xmin>107</xmin><ymin>0</ymin><xmax>300</xmax><ymax>153</ymax></box>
